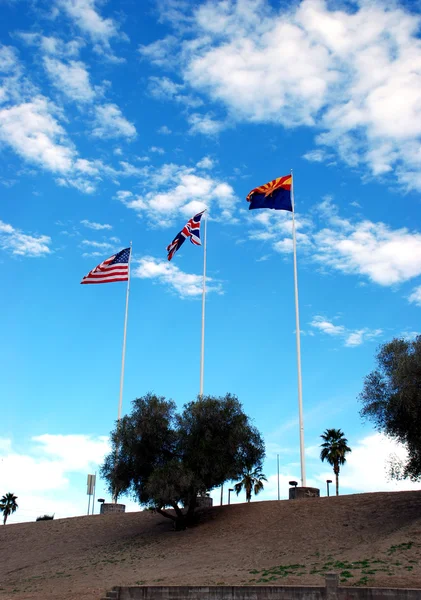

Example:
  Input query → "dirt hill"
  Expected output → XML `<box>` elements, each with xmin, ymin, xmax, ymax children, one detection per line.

<box><xmin>1</xmin><ymin>491</ymin><xmax>421</xmax><ymax>600</ymax></box>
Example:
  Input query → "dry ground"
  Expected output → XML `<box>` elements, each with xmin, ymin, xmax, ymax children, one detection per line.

<box><xmin>1</xmin><ymin>491</ymin><xmax>421</xmax><ymax>600</ymax></box>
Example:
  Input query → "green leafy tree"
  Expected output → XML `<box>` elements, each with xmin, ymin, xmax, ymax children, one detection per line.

<box><xmin>234</xmin><ymin>464</ymin><xmax>267</xmax><ymax>502</ymax></box>
<box><xmin>359</xmin><ymin>336</ymin><xmax>421</xmax><ymax>481</ymax></box>
<box><xmin>101</xmin><ymin>392</ymin><xmax>265</xmax><ymax>529</ymax></box>
<box><xmin>320</xmin><ymin>429</ymin><xmax>351</xmax><ymax>496</ymax></box>
<box><xmin>0</xmin><ymin>493</ymin><xmax>18</xmax><ymax>525</ymax></box>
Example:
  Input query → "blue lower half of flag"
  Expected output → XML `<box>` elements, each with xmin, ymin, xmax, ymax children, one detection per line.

<box><xmin>248</xmin><ymin>188</ymin><xmax>292</xmax><ymax>211</ymax></box>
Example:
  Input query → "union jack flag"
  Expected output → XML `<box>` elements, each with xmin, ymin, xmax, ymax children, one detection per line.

<box><xmin>247</xmin><ymin>175</ymin><xmax>293</xmax><ymax>211</ymax></box>
<box><xmin>166</xmin><ymin>211</ymin><xmax>205</xmax><ymax>261</ymax></box>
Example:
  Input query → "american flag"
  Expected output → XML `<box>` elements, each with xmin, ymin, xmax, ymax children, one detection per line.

<box><xmin>166</xmin><ymin>211</ymin><xmax>205</xmax><ymax>261</ymax></box>
<box><xmin>80</xmin><ymin>247</ymin><xmax>131</xmax><ymax>284</ymax></box>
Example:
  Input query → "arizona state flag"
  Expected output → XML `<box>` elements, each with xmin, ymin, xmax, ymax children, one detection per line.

<box><xmin>246</xmin><ymin>175</ymin><xmax>292</xmax><ymax>211</ymax></box>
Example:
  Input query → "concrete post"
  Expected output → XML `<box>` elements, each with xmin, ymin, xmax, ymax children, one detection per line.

<box><xmin>325</xmin><ymin>572</ymin><xmax>339</xmax><ymax>599</ymax></box>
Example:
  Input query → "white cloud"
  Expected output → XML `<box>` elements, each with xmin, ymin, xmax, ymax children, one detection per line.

<box><xmin>311</xmin><ymin>315</ymin><xmax>382</xmax><ymax>347</ymax></box>
<box><xmin>314</xmin><ymin>220</ymin><xmax>421</xmax><ymax>286</ymax></box>
<box><xmin>57</xmin><ymin>0</ymin><xmax>119</xmax><ymax>43</ymax></box>
<box><xmin>322</xmin><ymin>433</ymin><xmax>421</xmax><ymax>494</ymax></box>
<box><xmin>0</xmin><ymin>44</ymin><xmax>18</xmax><ymax>72</ymax></box>
<box><xmin>43</xmin><ymin>57</ymin><xmax>95</xmax><ymax>102</ymax></box>
<box><xmin>82</xmin><ymin>251</ymin><xmax>103</xmax><ymax>258</ymax></box>
<box><xmin>138</xmin><ymin>36</ymin><xmax>179</xmax><ymax>67</ymax></box>
<box><xmin>0</xmin><ymin>434</ymin><xmax>117</xmax><ymax>523</ymax></box>
<box><xmin>17</xmin><ymin>33</ymin><xmax>83</xmax><ymax>58</ymax></box>
<box><xmin>80</xmin><ymin>239</ymin><xmax>113</xmax><ymax>250</ymax></box>
<box><xmin>147</xmin><ymin>76</ymin><xmax>203</xmax><ymax>108</ymax></box>
<box><xmin>188</xmin><ymin>112</ymin><xmax>224</xmax><ymax>135</ymax></box>
<box><xmin>80</xmin><ymin>219</ymin><xmax>112</xmax><ymax>230</ymax></box>
<box><xmin>197</xmin><ymin>156</ymin><xmax>215</xmax><ymax>170</ymax></box>
<box><xmin>150</xmin><ymin>146</ymin><xmax>165</xmax><ymax>154</ymax></box>
<box><xmin>0</xmin><ymin>96</ymin><xmax>75</xmax><ymax>173</ymax></box>
<box><xmin>0</xmin><ymin>219</ymin><xmax>51</xmax><ymax>256</ymax></box>
<box><xmin>248</xmin><ymin>196</ymin><xmax>421</xmax><ymax>289</ymax></box>
<box><xmin>408</xmin><ymin>285</ymin><xmax>421</xmax><ymax>306</ymax></box>
<box><xmin>302</xmin><ymin>149</ymin><xmax>332</xmax><ymax>163</ymax></box>
<box><xmin>133</xmin><ymin>256</ymin><xmax>223</xmax><ymax>298</ymax></box>
<box><xmin>311</xmin><ymin>315</ymin><xmax>345</xmax><ymax>336</ymax></box>
<box><xmin>158</xmin><ymin>125</ymin><xmax>172</xmax><ymax>135</ymax></box>
<box><xmin>92</xmin><ymin>103</ymin><xmax>136</xmax><ymax>139</ymax></box>
<box><xmin>117</xmin><ymin>163</ymin><xmax>238</xmax><ymax>224</ymax></box>
<box><xmin>143</xmin><ymin>0</ymin><xmax>421</xmax><ymax>190</ymax></box>
<box><xmin>344</xmin><ymin>328</ymin><xmax>383</xmax><ymax>347</ymax></box>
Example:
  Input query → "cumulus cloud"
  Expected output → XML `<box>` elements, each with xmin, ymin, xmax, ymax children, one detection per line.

<box><xmin>188</xmin><ymin>112</ymin><xmax>224</xmax><ymax>135</ymax></box>
<box><xmin>56</xmin><ymin>0</ymin><xmax>119</xmax><ymax>43</ymax></box>
<box><xmin>80</xmin><ymin>239</ymin><xmax>114</xmax><ymax>250</ymax></box>
<box><xmin>0</xmin><ymin>44</ymin><xmax>19</xmax><ymax>72</ymax></box>
<box><xmin>17</xmin><ymin>33</ymin><xmax>84</xmax><ymax>58</ymax></box>
<box><xmin>302</xmin><ymin>149</ymin><xmax>333</xmax><ymax>163</ymax></box>
<box><xmin>408</xmin><ymin>286</ymin><xmax>421</xmax><ymax>306</ymax></box>
<box><xmin>43</xmin><ymin>57</ymin><xmax>95</xmax><ymax>102</ymax></box>
<box><xmin>0</xmin><ymin>434</ymin><xmax>119</xmax><ymax>523</ymax></box>
<box><xmin>310</xmin><ymin>315</ymin><xmax>382</xmax><ymax>347</ymax></box>
<box><xmin>147</xmin><ymin>75</ymin><xmax>203</xmax><ymax>108</ymax></box>
<box><xmin>117</xmin><ymin>162</ymin><xmax>238</xmax><ymax>224</ymax></box>
<box><xmin>138</xmin><ymin>36</ymin><xmax>179</xmax><ymax>67</ymax></box>
<box><xmin>311</xmin><ymin>316</ymin><xmax>345</xmax><ymax>337</ymax></box>
<box><xmin>142</xmin><ymin>0</ymin><xmax>421</xmax><ymax>190</ymax></box>
<box><xmin>323</xmin><ymin>433</ymin><xmax>421</xmax><ymax>494</ymax></box>
<box><xmin>197</xmin><ymin>156</ymin><xmax>215</xmax><ymax>170</ymax></box>
<box><xmin>0</xmin><ymin>96</ymin><xmax>75</xmax><ymax>172</ymax></box>
<box><xmin>314</xmin><ymin>221</ymin><xmax>421</xmax><ymax>286</ymax></box>
<box><xmin>0</xmin><ymin>219</ymin><xmax>52</xmax><ymax>256</ymax></box>
<box><xmin>80</xmin><ymin>219</ymin><xmax>112</xmax><ymax>230</ymax></box>
<box><xmin>248</xmin><ymin>196</ymin><xmax>421</xmax><ymax>290</ymax></box>
<box><xmin>133</xmin><ymin>256</ymin><xmax>223</xmax><ymax>298</ymax></box>
<box><xmin>92</xmin><ymin>103</ymin><xmax>136</xmax><ymax>139</ymax></box>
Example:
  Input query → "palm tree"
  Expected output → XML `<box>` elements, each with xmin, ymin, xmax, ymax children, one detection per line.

<box><xmin>320</xmin><ymin>429</ymin><xmax>351</xmax><ymax>496</ymax></box>
<box><xmin>0</xmin><ymin>493</ymin><xmax>18</xmax><ymax>525</ymax></box>
<box><xmin>234</xmin><ymin>465</ymin><xmax>267</xmax><ymax>502</ymax></box>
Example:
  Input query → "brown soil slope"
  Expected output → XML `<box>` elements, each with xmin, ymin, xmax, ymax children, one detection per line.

<box><xmin>1</xmin><ymin>491</ymin><xmax>421</xmax><ymax>600</ymax></box>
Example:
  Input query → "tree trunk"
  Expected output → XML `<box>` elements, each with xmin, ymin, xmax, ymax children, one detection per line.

<box><xmin>334</xmin><ymin>464</ymin><xmax>340</xmax><ymax>496</ymax></box>
<box><xmin>156</xmin><ymin>499</ymin><xmax>197</xmax><ymax>531</ymax></box>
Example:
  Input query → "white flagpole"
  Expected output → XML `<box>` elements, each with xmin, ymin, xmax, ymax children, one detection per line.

<box><xmin>113</xmin><ymin>243</ymin><xmax>132</xmax><ymax>504</ymax></box>
<box><xmin>200</xmin><ymin>213</ymin><xmax>207</xmax><ymax>397</ymax></box>
<box><xmin>291</xmin><ymin>173</ymin><xmax>306</xmax><ymax>487</ymax></box>
<box><xmin>117</xmin><ymin>242</ymin><xmax>132</xmax><ymax>422</ymax></box>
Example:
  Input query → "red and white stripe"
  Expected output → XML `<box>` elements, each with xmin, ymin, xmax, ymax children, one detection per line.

<box><xmin>81</xmin><ymin>256</ymin><xmax>129</xmax><ymax>284</ymax></box>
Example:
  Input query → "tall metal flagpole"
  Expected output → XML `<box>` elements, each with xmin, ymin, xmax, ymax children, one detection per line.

<box><xmin>199</xmin><ymin>213</ymin><xmax>207</xmax><ymax>397</ymax></box>
<box><xmin>291</xmin><ymin>172</ymin><xmax>306</xmax><ymax>487</ymax></box>
<box><xmin>113</xmin><ymin>242</ymin><xmax>132</xmax><ymax>503</ymax></box>
<box><xmin>117</xmin><ymin>241</ymin><xmax>132</xmax><ymax>421</ymax></box>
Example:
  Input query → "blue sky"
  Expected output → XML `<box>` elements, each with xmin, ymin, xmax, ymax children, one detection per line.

<box><xmin>2</xmin><ymin>0</ymin><xmax>421</xmax><ymax>523</ymax></box>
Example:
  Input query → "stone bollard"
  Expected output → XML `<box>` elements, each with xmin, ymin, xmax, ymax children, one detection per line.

<box><xmin>289</xmin><ymin>486</ymin><xmax>320</xmax><ymax>499</ymax></box>
<box><xmin>100</xmin><ymin>503</ymin><xmax>126</xmax><ymax>515</ymax></box>
<box><xmin>325</xmin><ymin>572</ymin><xmax>339</xmax><ymax>599</ymax></box>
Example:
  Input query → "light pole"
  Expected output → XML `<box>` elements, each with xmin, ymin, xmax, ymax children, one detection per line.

<box><xmin>228</xmin><ymin>488</ymin><xmax>234</xmax><ymax>505</ymax></box>
<box><xmin>326</xmin><ymin>479</ymin><xmax>332</xmax><ymax>497</ymax></box>
<box><xmin>277</xmin><ymin>454</ymin><xmax>280</xmax><ymax>501</ymax></box>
